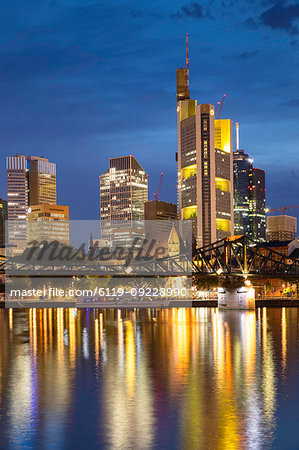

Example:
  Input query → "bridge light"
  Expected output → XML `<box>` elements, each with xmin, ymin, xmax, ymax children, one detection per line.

<box><xmin>216</xmin><ymin>268</ymin><xmax>223</xmax><ymax>275</ymax></box>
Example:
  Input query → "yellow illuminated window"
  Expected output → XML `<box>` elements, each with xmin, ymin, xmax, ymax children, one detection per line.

<box><xmin>215</xmin><ymin>177</ymin><xmax>230</xmax><ymax>192</ymax></box>
<box><xmin>181</xmin><ymin>165</ymin><xmax>197</xmax><ymax>180</ymax></box>
<box><xmin>183</xmin><ymin>206</ymin><xmax>197</xmax><ymax>219</ymax></box>
<box><xmin>216</xmin><ymin>218</ymin><xmax>231</xmax><ymax>232</ymax></box>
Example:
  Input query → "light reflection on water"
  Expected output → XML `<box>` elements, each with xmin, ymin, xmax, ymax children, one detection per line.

<box><xmin>0</xmin><ymin>307</ymin><xmax>298</xmax><ymax>449</ymax></box>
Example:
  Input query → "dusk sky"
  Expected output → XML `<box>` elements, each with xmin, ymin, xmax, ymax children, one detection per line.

<box><xmin>0</xmin><ymin>0</ymin><xmax>299</xmax><ymax>220</ymax></box>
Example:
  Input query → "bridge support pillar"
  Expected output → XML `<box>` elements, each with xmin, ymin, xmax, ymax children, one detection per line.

<box><xmin>218</xmin><ymin>283</ymin><xmax>255</xmax><ymax>310</ymax></box>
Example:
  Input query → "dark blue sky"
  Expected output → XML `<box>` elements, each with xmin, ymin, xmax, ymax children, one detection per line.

<box><xmin>0</xmin><ymin>0</ymin><xmax>299</xmax><ymax>220</ymax></box>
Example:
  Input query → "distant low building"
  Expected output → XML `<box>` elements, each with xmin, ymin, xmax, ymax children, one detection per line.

<box><xmin>267</xmin><ymin>215</ymin><xmax>297</xmax><ymax>242</ymax></box>
<box><xmin>112</xmin><ymin>226</ymin><xmax>145</xmax><ymax>247</ymax></box>
<box><xmin>288</xmin><ymin>238</ymin><xmax>299</xmax><ymax>259</ymax></box>
<box><xmin>28</xmin><ymin>204</ymin><xmax>70</xmax><ymax>245</ymax></box>
<box><xmin>144</xmin><ymin>200</ymin><xmax>177</xmax><ymax>233</ymax></box>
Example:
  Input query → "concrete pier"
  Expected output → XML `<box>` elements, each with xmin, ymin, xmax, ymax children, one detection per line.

<box><xmin>218</xmin><ymin>284</ymin><xmax>255</xmax><ymax>310</ymax></box>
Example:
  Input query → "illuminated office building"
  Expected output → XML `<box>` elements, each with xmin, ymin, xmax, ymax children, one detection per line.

<box><xmin>177</xmin><ymin>40</ymin><xmax>233</xmax><ymax>247</ymax></box>
<box><xmin>233</xmin><ymin>150</ymin><xmax>252</xmax><ymax>235</ymax></box>
<box><xmin>233</xmin><ymin>147</ymin><xmax>266</xmax><ymax>241</ymax></box>
<box><xmin>28</xmin><ymin>157</ymin><xmax>57</xmax><ymax>205</ymax></box>
<box><xmin>6</xmin><ymin>155</ymin><xmax>57</xmax><ymax>253</ymax></box>
<box><xmin>248</xmin><ymin>168</ymin><xmax>266</xmax><ymax>241</ymax></box>
<box><xmin>28</xmin><ymin>204</ymin><xmax>70</xmax><ymax>245</ymax></box>
<box><xmin>99</xmin><ymin>155</ymin><xmax>148</xmax><ymax>239</ymax></box>
<box><xmin>6</xmin><ymin>155</ymin><xmax>30</xmax><ymax>251</ymax></box>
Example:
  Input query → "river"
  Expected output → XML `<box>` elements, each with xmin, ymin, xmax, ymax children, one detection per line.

<box><xmin>0</xmin><ymin>307</ymin><xmax>298</xmax><ymax>449</ymax></box>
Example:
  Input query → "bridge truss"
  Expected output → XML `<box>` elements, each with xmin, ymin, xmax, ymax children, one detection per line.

<box><xmin>192</xmin><ymin>235</ymin><xmax>299</xmax><ymax>277</ymax></box>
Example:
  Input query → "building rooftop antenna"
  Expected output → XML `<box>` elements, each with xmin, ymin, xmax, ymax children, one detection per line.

<box><xmin>186</xmin><ymin>33</ymin><xmax>189</xmax><ymax>70</ymax></box>
<box><xmin>236</xmin><ymin>123</ymin><xmax>240</xmax><ymax>151</ymax></box>
<box><xmin>185</xmin><ymin>33</ymin><xmax>189</xmax><ymax>91</ymax></box>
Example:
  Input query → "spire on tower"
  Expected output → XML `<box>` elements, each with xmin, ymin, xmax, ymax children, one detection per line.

<box><xmin>185</xmin><ymin>33</ymin><xmax>189</xmax><ymax>92</ymax></box>
<box><xmin>186</xmin><ymin>33</ymin><xmax>189</xmax><ymax>70</ymax></box>
<box><xmin>176</xmin><ymin>34</ymin><xmax>190</xmax><ymax>102</ymax></box>
<box><xmin>236</xmin><ymin>123</ymin><xmax>240</xmax><ymax>151</ymax></box>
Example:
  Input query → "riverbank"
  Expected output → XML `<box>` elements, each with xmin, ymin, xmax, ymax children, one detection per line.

<box><xmin>2</xmin><ymin>298</ymin><xmax>299</xmax><ymax>308</ymax></box>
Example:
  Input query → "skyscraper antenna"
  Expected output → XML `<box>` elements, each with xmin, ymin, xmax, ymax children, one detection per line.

<box><xmin>186</xmin><ymin>33</ymin><xmax>189</xmax><ymax>69</ymax></box>
<box><xmin>236</xmin><ymin>123</ymin><xmax>240</xmax><ymax>151</ymax></box>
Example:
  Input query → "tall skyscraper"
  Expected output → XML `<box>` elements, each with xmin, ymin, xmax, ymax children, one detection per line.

<box><xmin>248</xmin><ymin>168</ymin><xmax>266</xmax><ymax>241</ymax></box>
<box><xmin>233</xmin><ymin>149</ymin><xmax>252</xmax><ymax>235</ymax></box>
<box><xmin>7</xmin><ymin>155</ymin><xmax>30</xmax><ymax>251</ymax></box>
<box><xmin>99</xmin><ymin>155</ymin><xmax>148</xmax><ymax>239</ymax></box>
<box><xmin>6</xmin><ymin>155</ymin><xmax>57</xmax><ymax>253</ymax></box>
<box><xmin>233</xmin><ymin>129</ymin><xmax>266</xmax><ymax>241</ymax></box>
<box><xmin>28</xmin><ymin>157</ymin><xmax>56</xmax><ymax>205</ymax></box>
<box><xmin>177</xmin><ymin>37</ymin><xmax>234</xmax><ymax>247</ymax></box>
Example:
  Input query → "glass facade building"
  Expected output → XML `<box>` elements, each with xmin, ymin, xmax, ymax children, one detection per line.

<box><xmin>28</xmin><ymin>157</ymin><xmax>57</xmax><ymax>205</ymax></box>
<box><xmin>233</xmin><ymin>150</ymin><xmax>266</xmax><ymax>241</ymax></box>
<box><xmin>99</xmin><ymin>155</ymin><xmax>148</xmax><ymax>239</ymax></box>
<box><xmin>6</xmin><ymin>155</ymin><xmax>57</xmax><ymax>253</ymax></box>
<box><xmin>233</xmin><ymin>150</ymin><xmax>252</xmax><ymax>235</ymax></box>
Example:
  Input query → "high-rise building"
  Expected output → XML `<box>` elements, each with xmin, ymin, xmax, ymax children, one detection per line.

<box><xmin>99</xmin><ymin>155</ymin><xmax>148</xmax><ymax>239</ymax></box>
<box><xmin>267</xmin><ymin>215</ymin><xmax>297</xmax><ymax>242</ymax></box>
<box><xmin>28</xmin><ymin>157</ymin><xmax>56</xmax><ymax>205</ymax></box>
<box><xmin>28</xmin><ymin>204</ymin><xmax>70</xmax><ymax>245</ymax></box>
<box><xmin>6</xmin><ymin>155</ymin><xmax>30</xmax><ymax>251</ymax></box>
<box><xmin>6</xmin><ymin>155</ymin><xmax>57</xmax><ymax>253</ymax></box>
<box><xmin>0</xmin><ymin>199</ymin><xmax>8</xmax><ymax>248</ymax></box>
<box><xmin>233</xmin><ymin>147</ymin><xmax>266</xmax><ymax>241</ymax></box>
<box><xmin>177</xmin><ymin>39</ymin><xmax>234</xmax><ymax>247</ymax></box>
<box><xmin>233</xmin><ymin>150</ymin><xmax>252</xmax><ymax>235</ymax></box>
<box><xmin>248</xmin><ymin>168</ymin><xmax>266</xmax><ymax>241</ymax></box>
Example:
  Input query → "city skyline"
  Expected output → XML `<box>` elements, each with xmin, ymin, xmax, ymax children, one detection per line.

<box><xmin>0</xmin><ymin>1</ymin><xmax>298</xmax><ymax>221</ymax></box>
<box><xmin>1</xmin><ymin>4</ymin><xmax>299</xmax><ymax>448</ymax></box>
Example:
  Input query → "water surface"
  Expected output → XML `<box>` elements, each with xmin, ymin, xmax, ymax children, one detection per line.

<box><xmin>0</xmin><ymin>307</ymin><xmax>298</xmax><ymax>449</ymax></box>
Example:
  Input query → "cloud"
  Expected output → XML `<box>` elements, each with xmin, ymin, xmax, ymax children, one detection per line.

<box><xmin>283</xmin><ymin>98</ymin><xmax>299</xmax><ymax>107</ymax></box>
<box><xmin>130</xmin><ymin>9</ymin><xmax>143</xmax><ymax>18</ymax></box>
<box><xmin>260</xmin><ymin>2</ymin><xmax>299</xmax><ymax>35</ymax></box>
<box><xmin>129</xmin><ymin>8</ymin><xmax>163</xmax><ymax>19</ymax></box>
<box><xmin>234</xmin><ymin>50</ymin><xmax>259</xmax><ymax>60</ymax></box>
<box><xmin>245</xmin><ymin>17</ymin><xmax>259</xmax><ymax>29</ymax></box>
<box><xmin>170</xmin><ymin>2</ymin><xmax>209</xmax><ymax>19</ymax></box>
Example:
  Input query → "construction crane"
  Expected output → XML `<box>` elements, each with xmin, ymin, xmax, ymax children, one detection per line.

<box><xmin>154</xmin><ymin>172</ymin><xmax>163</xmax><ymax>201</ymax></box>
<box><xmin>266</xmin><ymin>205</ymin><xmax>299</xmax><ymax>215</ymax></box>
<box><xmin>215</xmin><ymin>101</ymin><xmax>221</xmax><ymax>117</ymax></box>
<box><xmin>217</xmin><ymin>94</ymin><xmax>226</xmax><ymax>119</ymax></box>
